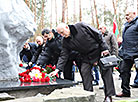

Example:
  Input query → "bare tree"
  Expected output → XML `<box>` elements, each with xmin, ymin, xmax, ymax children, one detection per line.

<box><xmin>62</xmin><ymin>0</ymin><xmax>66</xmax><ymax>22</ymax></box>
<box><xmin>34</xmin><ymin>0</ymin><xmax>37</xmax><ymax>22</ymax></box>
<box><xmin>25</xmin><ymin>0</ymin><xmax>30</xmax><ymax>8</ymax></box>
<box><xmin>93</xmin><ymin>0</ymin><xmax>99</xmax><ymax>28</ymax></box>
<box><xmin>79</xmin><ymin>0</ymin><xmax>82</xmax><ymax>21</ymax></box>
<box><xmin>73</xmin><ymin>0</ymin><xmax>77</xmax><ymax>23</ymax></box>
<box><xmin>55</xmin><ymin>0</ymin><xmax>58</xmax><ymax>26</ymax></box>
<box><xmin>90</xmin><ymin>0</ymin><xmax>95</xmax><ymax>26</ymax></box>
<box><xmin>112</xmin><ymin>0</ymin><xmax>116</xmax><ymax>15</ymax></box>
<box><xmin>50</xmin><ymin>0</ymin><xmax>53</xmax><ymax>28</ymax></box>
<box><xmin>65</xmin><ymin>0</ymin><xmax>69</xmax><ymax>24</ymax></box>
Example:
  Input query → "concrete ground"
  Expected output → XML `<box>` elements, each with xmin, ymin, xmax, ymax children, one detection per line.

<box><xmin>74</xmin><ymin>69</ymin><xmax>138</xmax><ymax>102</ymax></box>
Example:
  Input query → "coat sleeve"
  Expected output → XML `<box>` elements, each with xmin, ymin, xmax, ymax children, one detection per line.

<box><xmin>110</xmin><ymin>33</ymin><xmax>118</xmax><ymax>56</ymax></box>
<box><xmin>36</xmin><ymin>45</ymin><xmax>52</xmax><ymax>66</ymax></box>
<box><xmin>57</xmin><ymin>46</ymin><xmax>70</xmax><ymax>71</ymax></box>
<box><xmin>81</xmin><ymin>23</ymin><xmax>108</xmax><ymax>51</ymax></box>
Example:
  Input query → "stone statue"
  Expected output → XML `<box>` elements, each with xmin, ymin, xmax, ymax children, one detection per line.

<box><xmin>0</xmin><ymin>0</ymin><xmax>36</xmax><ymax>81</ymax></box>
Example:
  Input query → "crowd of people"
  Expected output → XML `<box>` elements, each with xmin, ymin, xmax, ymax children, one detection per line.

<box><xmin>19</xmin><ymin>9</ymin><xmax>138</xmax><ymax>102</ymax></box>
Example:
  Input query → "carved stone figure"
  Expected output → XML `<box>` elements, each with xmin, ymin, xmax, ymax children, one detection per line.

<box><xmin>0</xmin><ymin>0</ymin><xmax>36</xmax><ymax>81</ymax></box>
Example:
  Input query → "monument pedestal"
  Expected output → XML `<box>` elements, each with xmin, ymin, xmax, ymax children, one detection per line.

<box><xmin>0</xmin><ymin>79</ymin><xmax>79</xmax><ymax>98</ymax></box>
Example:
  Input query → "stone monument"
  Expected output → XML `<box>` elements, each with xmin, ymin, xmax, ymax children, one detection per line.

<box><xmin>0</xmin><ymin>0</ymin><xmax>36</xmax><ymax>81</ymax></box>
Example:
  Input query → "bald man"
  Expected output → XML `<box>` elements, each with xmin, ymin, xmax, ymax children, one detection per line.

<box><xmin>50</xmin><ymin>22</ymin><xmax>114</xmax><ymax>101</ymax></box>
<box><xmin>116</xmin><ymin>9</ymin><xmax>138</xmax><ymax>97</ymax></box>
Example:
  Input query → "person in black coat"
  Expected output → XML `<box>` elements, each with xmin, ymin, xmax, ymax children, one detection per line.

<box><xmin>50</xmin><ymin>22</ymin><xmax>111</xmax><ymax>101</ymax></box>
<box><xmin>19</xmin><ymin>40</ymin><xmax>37</xmax><ymax>63</ymax></box>
<box><xmin>29</xmin><ymin>36</ymin><xmax>44</xmax><ymax>66</ymax></box>
<box><xmin>116</xmin><ymin>10</ymin><xmax>138</xmax><ymax>97</ymax></box>
<box><xmin>36</xmin><ymin>29</ymin><xmax>63</xmax><ymax>67</ymax></box>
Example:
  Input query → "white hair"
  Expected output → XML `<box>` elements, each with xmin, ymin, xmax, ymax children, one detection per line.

<box><xmin>35</xmin><ymin>36</ymin><xmax>43</xmax><ymax>44</ymax></box>
<box><xmin>57</xmin><ymin>23</ymin><xmax>68</xmax><ymax>30</ymax></box>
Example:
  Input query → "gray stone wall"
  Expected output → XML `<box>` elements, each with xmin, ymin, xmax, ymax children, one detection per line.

<box><xmin>0</xmin><ymin>0</ymin><xmax>36</xmax><ymax>81</ymax></box>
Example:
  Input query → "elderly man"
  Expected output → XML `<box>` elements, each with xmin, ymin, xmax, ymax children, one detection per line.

<box><xmin>50</xmin><ymin>22</ymin><xmax>113</xmax><ymax>102</ymax></box>
<box><xmin>116</xmin><ymin>9</ymin><xmax>138</xmax><ymax>97</ymax></box>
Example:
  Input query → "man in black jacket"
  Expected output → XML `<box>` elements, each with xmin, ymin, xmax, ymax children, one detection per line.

<box><xmin>36</xmin><ymin>29</ymin><xmax>62</xmax><ymax>67</ymax></box>
<box><xmin>19</xmin><ymin>40</ymin><xmax>37</xmax><ymax>63</ymax></box>
<box><xmin>116</xmin><ymin>10</ymin><xmax>138</xmax><ymax>97</ymax></box>
<box><xmin>50</xmin><ymin>22</ymin><xmax>110</xmax><ymax>100</ymax></box>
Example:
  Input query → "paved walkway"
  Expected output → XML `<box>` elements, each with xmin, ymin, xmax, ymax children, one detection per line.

<box><xmin>74</xmin><ymin>70</ymin><xmax>138</xmax><ymax>102</ymax></box>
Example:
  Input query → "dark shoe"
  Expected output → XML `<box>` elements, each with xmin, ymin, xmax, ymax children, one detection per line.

<box><xmin>116</xmin><ymin>92</ymin><xmax>130</xmax><ymax>97</ymax></box>
<box><xmin>99</xmin><ymin>85</ymin><xmax>104</xmax><ymax>89</ymax></box>
<box><xmin>104</xmin><ymin>96</ymin><xmax>112</xmax><ymax>102</ymax></box>
<box><xmin>130</xmin><ymin>83</ymin><xmax>138</xmax><ymax>88</ymax></box>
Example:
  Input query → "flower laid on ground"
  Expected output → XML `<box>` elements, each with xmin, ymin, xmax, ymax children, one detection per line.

<box><xmin>19</xmin><ymin>64</ymin><xmax>58</xmax><ymax>83</ymax></box>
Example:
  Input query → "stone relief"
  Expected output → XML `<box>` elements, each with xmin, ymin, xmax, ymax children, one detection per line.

<box><xmin>0</xmin><ymin>0</ymin><xmax>36</xmax><ymax>81</ymax></box>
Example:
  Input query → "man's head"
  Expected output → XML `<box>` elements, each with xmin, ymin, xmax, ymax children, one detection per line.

<box><xmin>41</xmin><ymin>28</ymin><xmax>54</xmax><ymax>42</ymax></box>
<box><xmin>98</xmin><ymin>25</ymin><xmax>106</xmax><ymax>34</ymax></box>
<box><xmin>125</xmin><ymin>9</ymin><xmax>136</xmax><ymax>23</ymax></box>
<box><xmin>36</xmin><ymin>36</ymin><xmax>43</xmax><ymax>45</ymax></box>
<box><xmin>56</xmin><ymin>23</ymin><xmax>70</xmax><ymax>38</ymax></box>
<box><xmin>23</xmin><ymin>39</ymin><xmax>30</xmax><ymax>49</ymax></box>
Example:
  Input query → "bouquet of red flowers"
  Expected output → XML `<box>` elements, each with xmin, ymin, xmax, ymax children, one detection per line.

<box><xmin>19</xmin><ymin>64</ymin><xmax>58</xmax><ymax>83</ymax></box>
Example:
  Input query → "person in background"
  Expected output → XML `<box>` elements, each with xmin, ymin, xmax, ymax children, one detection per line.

<box><xmin>29</xmin><ymin>36</ymin><xmax>44</xmax><ymax>67</ymax></box>
<box><xmin>50</xmin><ymin>22</ymin><xmax>113</xmax><ymax>102</ymax></box>
<box><xmin>92</xmin><ymin>62</ymin><xmax>99</xmax><ymax>86</ymax></box>
<box><xmin>116</xmin><ymin>9</ymin><xmax>138</xmax><ymax>97</ymax></box>
<box><xmin>130</xmin><ymin>68</ymin><xmax>138</xmax><ymax>88</ymax></box>
<box><xmin>19</xmin><ymin>39</ymin><xmax>37</xmax><ymax>68</ymax></box>
<box><xmin>98</xmin><ymin>25</ymin><xmax>118</xmax><ymax>101</ymax></box>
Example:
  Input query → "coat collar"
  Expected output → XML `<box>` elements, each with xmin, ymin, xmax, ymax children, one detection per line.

<box><xmin>68</xmin><ymin>25</ymin><xmax>78</xmax><ymax>37</ymax></box>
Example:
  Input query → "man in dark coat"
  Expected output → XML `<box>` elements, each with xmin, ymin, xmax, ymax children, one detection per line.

<box><xmin>50</xmin><ymin>22</ymin><xmax>110</xmax><ymax>101</ymax></box>
<box><xmin>36</xmin><ymin>29</ymin><xmax>63</xmax><ymax>67</ymax></box>
<box><xmin>116</xmin><ymin>10</ymin><xmax>138</xmax><ymax>97</ymax></box>
<box><xmin>98</xmin><ymin>25</ymin><xmax>118</xmax><ymax>101</ymax></box>
<box><xmin>19</xmin><ymin>41</ymin><xmax>37</xmax><ymax>63</ymax></box>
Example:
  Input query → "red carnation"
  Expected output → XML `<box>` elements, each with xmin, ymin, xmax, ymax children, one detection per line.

<box><xmin>56</xmin><ymin>73</ymin><xmax>59</xmax><ymax>78</ymax></box>
<box><xmin>52</xmin><ymin>66</ymin><xmax>56</xmax><ymax>70</ymax></box>
<box><xmin>19</xmin><ymin>63</ymin><xmax>23</xmax><ymax>67</ymax></box>
<box><xmin>40</xmin><ymin>78</ymin><xmax>45</xmax><ymax>82</ymax></box>
<box><xmin>19</xmin><ymin>78</ymin><xmax>24</xmax><ymax>82</ymax></box>
<box><xmin>45</xmin><ymin>76</ymin><xmax>50</xmax><ymax>82</ymax></box>
<box><xmin>36</xmin><ymin>78</ymin><xmax>40</xmax><ymax>82</ymax></box>
<box><xmin>24</xmin><ymin>77</ymin><xmax>31</xmax><ymax>82</ymax></box>
<box><xmin>115</xmin><ymin>67</ymin><xmax>119</xmax><ymax>70</ymax></box>
<box><xmin>41</xmin><ymin>73</ymin><xmax>45</xmax><ymax>78</ymax></box>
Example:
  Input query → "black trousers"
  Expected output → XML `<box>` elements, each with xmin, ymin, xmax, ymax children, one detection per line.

<box><xmin>79</xmin><ymin>62</ymin><xmax>94</xmax><ymax>91</ymax></box>
<box><xmin>63</xmin><ymin>60</ymin><xmax>74</xmax><ymax>81</ymax></box>
<box><xmin>100</xmin><ymin>67</ymin><xmax>116</xmax><ymax>96</ymax></box>
<box><xmin>120</xmin><ymin>59</ymin><xmax>134</xmax><ymax>95</ymax></box>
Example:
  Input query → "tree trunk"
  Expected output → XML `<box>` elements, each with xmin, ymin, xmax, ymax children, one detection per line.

<box><xmin>93</xmin><ymin>0</ymin><xmax>99</xmax><ymax>28</ymax></box>
<box><xmin>34</xmin><ymin>0</ymin><xmax>37</xmax><ymax>22</ymax></box>
<box><xmin>73</xmin><ymin>0</ymin><xmax>77</xmax><ymax>23</ymax></box>
<box><xmin>112</xmin><ymin>0</ymin><xmax>117</xmax><ymax>15</ymax></box>
<box><xmin>62</xmin><ymin>0</ymin><xmax>66</xmax><ymax>23</ymax></box>
<box><xmin>79</xmin><ymin>0</ymin><xmax>82</xmax><ymax>21</ymax></box>
<box><xmin>50</xmin><ymin>0</ymin><xmax>53</xmax><ymax>28</ymax></box>
<box><xmin>55</xmin><ymin>0</ymin><xmax>58</xmax><ymax>26</ymax></box>
<box><xmin>25</xmin><ymin>0</ymin><xmax>30</xmax><ymax>8</ymax></box>
<box><xmin>90</xmin><ymin>0</ymin><xmax>95</xmax><ymax>26</ymax></box>
<box><xmin>65</xmin><ymin>0</ymin><xmax>69</xmax><ymax>24</ymax></box>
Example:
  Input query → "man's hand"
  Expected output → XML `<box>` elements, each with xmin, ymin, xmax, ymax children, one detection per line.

<box><xmin>101</xmin><ymin>50</ymin><xmax>109</xmax><ymax>56</ymax></box>
<box><xmin>49</xmin><ymin>69</ymin><xmax>59</xmax><ymax>77</ymax></box>
<box><xmin>28</xmin><ymin>62</ymin><xmax>33</xmax><ymax>66</ymax></box>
